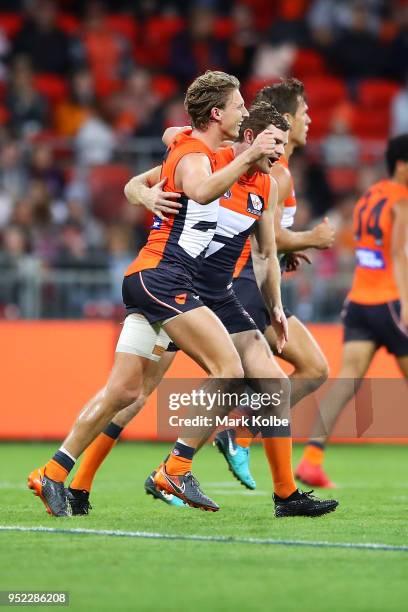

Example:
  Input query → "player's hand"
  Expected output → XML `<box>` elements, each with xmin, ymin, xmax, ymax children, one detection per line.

<box><xmin>284</xmin><ymin>252</ymin><xmax>312</xmax><ymax>272</ymax></box>
<box><xmin>271</xmin><ymin>305</ymin><xmax>288</xmax><ymax>354</ymax></box>
<box><xmin>401</xmin><ymin>303</ymin><xmax>408</xmax><ymax>329</ymax></box>
<box><xmin>139</xmin><ymin>179</ymin><xmax>182</xmax><ymax>221</ymax></box>
<box><xmin>247</xmin><ymin>128</ymin><xmax>280</xmax><ymax>162</ymax></box>
<box><xmin>311</xmin><ymin>217</ymin><xmax>335</xmax><ymax>249</ymax></box>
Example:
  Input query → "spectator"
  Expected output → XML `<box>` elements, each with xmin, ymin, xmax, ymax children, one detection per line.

<box><xmin>321</xmin><ymin>116</ymin><xmax>360</xmax><ymax>168</ymax></box>
<box><xmin>169</xmin><ymin>6</ymin><xmax>229</xmax><ymax>87</ymax></box>
<box><xmin>54</xmin><ymin>69</ymin><xmax>95</xmax><ymax>137</ymax></box>
<box><xmin>107</xmin><ymin>223</ymin><xmax>133</xmax><ymax>304</ymax></box>
<box><xmin>77</xmin><ymin>0</ymin><xmax>133</xmax><ymax>95</ymax></box>
<box><xmin>390</xmin><ymin>76</ymin><xmax>408</xmax><ymax>136</ymax></box>
<box><xmin>75</xmin><ymin>102</ymin><xmax>116</xmax><ymax>165</ymax></box>
<box><xmin>0</xmin><ymin>140</ymin><xmax>28</xmax><ymax>200</ymax></box>
<box><xmin>252</xmin><ymin>43</ymin><xmax>296</xmax><ymax>79</ymax></box>
<box><xmin>6</xmin><ymin>56</ymin><xmax>48</xmax><ymax>138</ymax></box>
<box><xmin>163</xmin><ymin>97</ymin><xmax>190</xmax><ymax>129</ymax></box>
<box><xmin>12</xmin><ymin>0</ymin><xmax>73</xmax><ymax>75</ymax></box>
<box><xmin>227</xmin><ymin>4</ymin><xmax>258</xmax><ymax>82</ymax></box>
<box><xmin>328</xmin><ymin>4</ymin><xmax>386</xmax><ymax>84</ymax></box>
<box><xmin>29</xmin><ymin>143</ymin><xmax>65</xmax><ymax>198</ymax></box>
<box><xmin>27</xmin><ymin>179</ymin><xmax>59</xmax><ymax>262</ymax></box>
<box><xmin>0</xmin><ymin>224</ymin><xmax>31</xmax><ymax>263</ymax></box>
<box><xmin>387</xmin><ymin>3</ymin><xmax>408</xmax><ymax>82</ymax></box>
<box><xmin>108</xmin><ymin>68</ymin><xmax>162</xmax><ymax>136</ymax></box>
<box><xmin>269</xmin><ymin>0</ymin><xmax>311</xmax><ymax>47</ymax></box>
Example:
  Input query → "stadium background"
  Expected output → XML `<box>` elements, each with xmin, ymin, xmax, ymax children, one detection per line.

<box><xmin>0</xmin><ymin>0</ymin><xmax>407</xmax><ymax>439</ymax></box>
<box><xmin>1</xmin><ymin>3</ymin><xmax>408</xmax><ymax>611</ymax></box>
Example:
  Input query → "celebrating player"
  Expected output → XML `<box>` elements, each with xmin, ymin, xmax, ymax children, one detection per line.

<box><xmin>296</xmin><ymin>134</ymin><xmax>408</xmax><ymax>487</ymax></box>
<box><xmin>213</xmin><ymin>79</ymin><xmax>336</xmax><ymax>489</ymax></box>
<box><xmin>64</xmin><ymin>102</ymin><xmax>338</xmax><ymax>519</ymax></box>
<box><xmin>27</xmin><ymin>70</ymin><xmax>281</xmax><ymax>516</ymax></box>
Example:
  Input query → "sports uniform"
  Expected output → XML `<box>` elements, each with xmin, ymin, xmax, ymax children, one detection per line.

<box><xmin>342</xmin><ymin>179</ymin><xmax>408</xmax><ymax>356</ymax></box>
<box><xmin>116</xmin><ymin>132</ymin><xmax>219</xmax><ymax>360</ymax></box>
<box><xmin>233</xmin><ymin>155</ymin><xmax>296</xmax><ymax>331</ymax></box>
<box><xmin>165</xmin><ymin>145</ymin><xmax>274</xmax><ymax>351</ymax></box>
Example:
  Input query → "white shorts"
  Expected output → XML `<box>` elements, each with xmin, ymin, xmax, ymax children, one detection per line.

<box><xmin>116</xmin><ymin>314</ymin><xmax>171</xmax><ymax>361</ymax></box>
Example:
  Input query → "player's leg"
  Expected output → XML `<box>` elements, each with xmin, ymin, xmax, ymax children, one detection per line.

<box><xmin>296</xmin><ymin>340</ymin><xmax>377</xmax><ymax>487</ymax></box>
<box><xmin>152</xmin><ymin>307</ymin><xmax>245</xmax><ymax>511</ymax></box>
<box><xmin>265</xmin><ymin>314</ymin><xmax>329</xmax><ymax>406</ymax></box>
<box><xmin>396</xmin><ymin>355</ymin><xmax>408</xmax><ymax>377</ymax></box>
<box><xmin>68</xmin><ymin>351</ymin><xmax>177</xmax><ymax>514</ymax></box>
<box><xmin>28</xmin><ymin>315</ymin><xmax>165</xmax><ymax>516</ymax></box>
<box><xmin>232</xmin><ymin>328</ymin><xmax>338</xmax><ymax>517</ymax></box>
<box><xmin>218</xmin><ymin>313</ymin><xmax>329</xmax><ymax>486</ymax></box>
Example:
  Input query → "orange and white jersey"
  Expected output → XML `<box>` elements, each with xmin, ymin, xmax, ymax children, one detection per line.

<box><xmin>194</xmin><ymin>146</ymin><xmax>272</xmax><ymax>299</ymax></box>
<box><xmin>278</xmin><ymin>155</ymin><xmax>297</xmax><ymax>229</ymax></box>
<box><xmin>125</xmin><ymin>132</ymin><xmax>219</xmax><ymax>279</ymax></box>
<box><xmin>233</xmin><ymin>155</ymin><xmax>296</xmax><ymax>280</ymax></box>
<box><xmin>348</xmin><ymin>179</ymin><xmax>408</xmax><ymax>305</ymax></box>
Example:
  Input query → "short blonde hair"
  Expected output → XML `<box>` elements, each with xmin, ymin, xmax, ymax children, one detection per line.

<box><xmin>184</xmin><ymin>70</ymin><xmax>240</xmax><ymax>130</ymax></box>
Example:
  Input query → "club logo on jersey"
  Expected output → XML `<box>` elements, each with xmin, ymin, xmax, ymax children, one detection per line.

<box><xmin>356</xmin><ymin>248</ymin><xmax>385</xmax><ymax>270</ymax></box>
<box><xmin>175</xmin><ymin>293</ymin><xmax>187</xmax><ymax>304</ymax></box>
<box><xmin>222</xmin><ymin>189</ymin><xmax>232</xmax><ymax>199</ymax></box>
<box><xmin>247</xmin><ymin>193</ymin><xmax>264</xmax><ymax>216</ymax></box>
<box><xmin>151</xmin><ymin>216</ymin><xmax>162</xmax><ymax>230</ymax></box>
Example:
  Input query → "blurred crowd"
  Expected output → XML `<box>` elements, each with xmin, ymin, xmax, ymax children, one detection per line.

<box><xmin>0</xmin><ymin>0</ymin><xmax>407</xmax><ymax>319</ymax></box>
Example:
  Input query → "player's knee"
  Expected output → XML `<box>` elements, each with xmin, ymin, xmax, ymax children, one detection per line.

<box><xmin>297</xmin><ymin>354</ymin><xmax>329</xmax><ymax>387</ymax></box>
<box><xmin>309</xmin><ymin>355</ymin><xmax>329</xmax><ymax>384</ymax></box>
<box><xmin>211</xmin><ymin>360</ymin><xmax>244</xmax><ymax>379</ymax></box>
<box><xmin>105</xmin><ymin>379</ymin><xmax>142</xmax><ymax>412</ymax></box>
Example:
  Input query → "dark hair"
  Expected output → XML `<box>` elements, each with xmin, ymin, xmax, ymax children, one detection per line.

<box><xmin>238</xmin><ymin>101</ymin><xmax>290</xmax><ymax>141</ymax></box>
<box><xmin>184</xmin><ymin>70</ymin><xmax>240</xmax><ymax>130</ymax></box>
<box><xmin>385</xmin><ymin>134</ymin><xmax>408</xmax><ymax>176</ymax></box>
<box><xmin>254</xmin><ymin>78</ymin><xmax>305</xmax><ymax>116</ymax></box>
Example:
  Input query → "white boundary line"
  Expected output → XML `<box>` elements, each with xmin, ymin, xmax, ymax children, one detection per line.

<box><xmin>1</xmin><ymin>526</ymin><xmax>407</xmax><ymax>553</ymax></box>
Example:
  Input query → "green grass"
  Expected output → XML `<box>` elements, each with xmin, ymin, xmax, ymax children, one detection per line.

<box><xmin>0</xmin><ymin>442</ymin><xmax>407</xmax><ymax>611</ymax></box>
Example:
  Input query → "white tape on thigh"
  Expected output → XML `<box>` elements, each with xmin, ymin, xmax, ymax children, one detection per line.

<box><xmin>116</xmin><ymin>314</ymin><xmax>168</xmax><ymax>361</ymax></box>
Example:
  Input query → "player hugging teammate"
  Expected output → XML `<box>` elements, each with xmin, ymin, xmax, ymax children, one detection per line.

<box><xmin>28</xmin><ymin>71</ymin><xmax>338</xmax><ymax>519</ymax></box>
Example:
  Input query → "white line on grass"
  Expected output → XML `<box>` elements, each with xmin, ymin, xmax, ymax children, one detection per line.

<box><xmin>1</xmin><ymin>525</ymin><xmax>407</xmax><ymax>553</ymax></box>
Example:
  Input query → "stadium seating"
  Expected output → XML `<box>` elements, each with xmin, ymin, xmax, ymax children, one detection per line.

<box><xmin>0</xmin><ymin>13</ymin><xmax>22</xmax><ymax>38</ymax></box>
<box><xmin>34</xmin><ymin>74</ymin><xmax>68</xmax><ymax>106</ymax></box>
<box><xmin>303</xmin><ymin>77</ymin><xmax>348</xmax><ymax>109</ymax></box>
<box><xmin>357</xmin><ymin>78</ymin><xmax>400</xmax><ymax>110</ymax></box>
<box><xmin>292</xmin><ymin>48</ymin><xmax>327</xmax><ymax>79</ymax></box>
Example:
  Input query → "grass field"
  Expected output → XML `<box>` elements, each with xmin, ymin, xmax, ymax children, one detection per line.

<box><xmin>0</xmin><ymin>442</ymin><xmax>407</xmax><ymax>611</ymax></box>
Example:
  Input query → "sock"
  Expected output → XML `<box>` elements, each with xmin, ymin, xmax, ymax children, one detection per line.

<box><xmin>70</xmin><ymin>422</ymin><xmax>123</xmax><ymax>492</ymax></box>
<box><xmin>165</xmin><ymin>441</ymin><xmax>195</xmax><ymax>475</ymax></box>
<box><xmin>235</xmin><ymin>436</ymin><xmax>253</xmax><ymax>448</ymax></box>
<box><xmin>303</xmin><ymin>441</ymin><xmax>325</xmax><ymax>466</ymax></box>
<box><xmin>262</xmin><ymin>437</ymin><xmax>297</xmax><ymax>499</ymax></box>
<box><xmin>45</xmin><ymin>448</ymin><xmax>76</xmax><ymax>483</ymax></box>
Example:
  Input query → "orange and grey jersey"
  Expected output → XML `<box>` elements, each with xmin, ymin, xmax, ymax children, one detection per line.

<box><xmin>233</xmin><ymin>155</ymin><xmax>296</xmax><ymax>281</ymax></box>
<box><xmin>193</xmin><ymin>146</ymin><xmax>272</xmax><ymax>300</ymax></box>
<box><xmin>125</xmin><ymin>132</ymin><xmax>219</xmax><ymax>281</ymax></box>
<box><xmin>348</xmin><ymin>179</ymin><xmax>408</xmax><ymax>305</ymax></box>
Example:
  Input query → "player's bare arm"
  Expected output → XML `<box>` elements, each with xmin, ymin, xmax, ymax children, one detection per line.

<box><xmin>176</xmin><ymin>129</ymin><xmax>284</xmax><ymax>205</ymax></box>
<box><xmin>392</xmin><ymin>197</ymin><xmax>408</xmax><ymax>327</ymax></box>
<box><xmin>124</xmin><ymin>166</ymin><xmax>182</xmax><ymax>221</ymax></box>
<box><xmin>162</xmin><ymin>126</ymin><xmax>192</xmax><ymax>146</ymax></box>
<box><xmin>250</xmin><ymin>180</ymin><xmax>288</xmax><ymax>352</ymax></box>
<box><xmin>274</xmin><ymin>183</ymin><xmax>336</xmax><ymax>254</ymax></box>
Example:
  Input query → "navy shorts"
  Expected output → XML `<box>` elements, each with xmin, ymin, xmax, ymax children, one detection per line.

<box><xmin>122</xmin><ymin>268</ymin><xmax>204</xmax><ymax>325</ymax></box>
<box><xmin>167</xmin><ymin>289</ymin><xmax>257</xmax><ymax>352</ymax></box>
<box><xmin>233</xmin><ymin>276</ymin><xmax>292</xmax><ymax>333</ymax></box>
<box><xmin>342</xmin><ymin>299</ymin><xmax>408</xmax><ymax>357</ymax></box>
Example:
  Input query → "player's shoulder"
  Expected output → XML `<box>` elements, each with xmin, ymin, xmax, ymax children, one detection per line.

<box><xmin>215</xmin><ymin>145</ymin><xmax>235</xmax><ymax>168</ymax></box>
<box><xmin>269</xmin><ymin>162</ymin><xmax>291</xmax><ymax>201</ymax></box>
<box><xmin>375</xmin><ymin>179</ymin><xmax>408</xmax><ymax>201</ymax></box>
